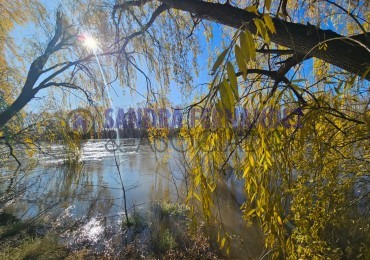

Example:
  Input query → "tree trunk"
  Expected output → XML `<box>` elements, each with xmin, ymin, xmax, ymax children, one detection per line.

<box><xmin>159</xmin><ymin>0</ymin><xmax>370</xmax><ymax>80</ymax></box>
<box><xmin>0</xmin><ymin>12</ymin><xmax>64</xmax><ymax>129</ymax></box>
<box><xmin>0</xmin><ymin>89</ymin><xmax>36</xmax><ymax>128</ymax></box>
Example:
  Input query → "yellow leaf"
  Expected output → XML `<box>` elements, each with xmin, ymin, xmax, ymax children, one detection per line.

<box><xmin>278</xmin><ymin>216</ymin><xmax>283</xmax><ymax>225</ymax></box>
<box><xmin>234</xmin><ymin>45</ymin><xmax>247</xmax><ymax>79</ymax></box>
<box><xmin>254</xmin><ymin>18</ymin><xmax>270</xmax><ymax>44</ymax></box>
<box><xmin>265</xmin><ymin>0</ymin><xmax>272</xmax><ymax>11</ymax></box>
<box><xmin>219</xmin><ymin>78</ymin><xmax>235</xmax><ymax>114</ymax></box>
<box><xmin>193</xmin><ymin>192</ymin><xmax>201</xmax><ymax>202</ymax></box>
<box><xmin>220</xmin><ymin>237</ymin><xmax>226</xmax><ymax>249</ymax></box>
<box><xmin>361</xmin><ymin>66</ymin><xmax>370</xmax><ymax>79</ymax></box>
<box><xmin>249</xmin><ymin>192</ymin><xmax>256</xmax><ymax>203</ymax></box>
<box><xmin>24</xmin><ymin>137</ymin><xmax>33</xmax><ymax>144</ymax></box>
<box><xmin>243</xmin><ymin>166</ymin><xmax>250</xmax><ymax>178</ymax></box>
<box><xmin>226</xmin><ymin>62</ymin><xmax>238</xmax><ymax>100</ymax></box>
<box><xmin>245</xmin><ymin>5</ymin><xmax>258</xmax><ymax>15</ymax></box>
<box><xmin>239</xmin><ymin>32</ymin><xmax>250</xmax><ymax>62</ymax></box>
<box><xmin>249</xmin><ymin>155</ymin><xmax>255</xmax><ymax>166</ymax></box>
<box><xmin>263</xmin><ymin>14</ymin><xmax>276</xmax><ymax>34</ymax></box>
<box><xmin>244</xmin><ymin>30</ymin><xmax>256</xmax><ymax>60</ymax></box>
<box><xmin>194</xmin><ymin>174</ymin><xmax>201</xmax><ymax>186</ymax></box>
<box><xmin>211</xmin><ymin>49</ymin><xmax>228</xmax><ymax>75</ymax></box>
<box><xmin>245</xmin><ymin>208</ymin><xmax>256</xmax><ymax>217</ymax></box>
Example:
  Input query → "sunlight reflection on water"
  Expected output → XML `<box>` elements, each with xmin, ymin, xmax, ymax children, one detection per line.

<box><xmin>79</xmin><ymin>218</ymin><xmax>104</xmax><ymax>243</ymax></box>
<box><xmin>1</xmin><ymin>139</ymin><xmax>263</xmax><ymax>258</ymax></box>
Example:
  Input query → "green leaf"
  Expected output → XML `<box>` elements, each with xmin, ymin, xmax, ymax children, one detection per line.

<box><xmin>227</xmin><ymin>62</ymin><xmax>238</xmax><ymax>100</ymax></box>
<box><xmin>211</xmin><ymin>49</ymin><xmax>228</xmax><ymax>75</ymax></box>
<box><xmin>219</xmin><ymin>80</ymin><xmax>231</xmax><ymax>111</ymax></box>
<box><xmin>278</xmin><ymin>12</ymin><xmax>287</xmax><ymax>19</ymax></box>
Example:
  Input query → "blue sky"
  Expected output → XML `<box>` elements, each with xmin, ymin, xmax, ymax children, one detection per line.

<box><xmin>9</xmin><ymin>0</ymin><xmax>325</xmax><ymax>115</ymax></box>
<box><xmin>8</xmin><ymin>0</ymin><xmax>370</xmax><ymax>116</ymax></box>
<box><xmin>9</xmin><ymin>0</ymin><xmax>222</xmax><ymax>113</ymax></box>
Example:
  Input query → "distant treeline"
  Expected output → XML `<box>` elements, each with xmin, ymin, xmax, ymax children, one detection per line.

<box><xmin>42</xmin><ymin>127</ymin><xmax>255</xmax><ymax>141</ymax></box>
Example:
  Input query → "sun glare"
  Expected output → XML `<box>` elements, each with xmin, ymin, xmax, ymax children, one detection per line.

<box><xmin>81</xmin><ymin>34</ymin><xmax>98</xmax><ymax>51</ymax></box>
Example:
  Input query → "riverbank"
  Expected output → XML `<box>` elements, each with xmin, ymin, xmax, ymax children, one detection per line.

<box><xmin>0</xmin><ymin>202</ymin><xmax>221</xmax><ymax>259</ymax></box>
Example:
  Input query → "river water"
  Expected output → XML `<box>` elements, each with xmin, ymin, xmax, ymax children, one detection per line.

<box><xmin>0</xmin><ymin>139</ymin><xmax>263</xmax><ymax>258</ymax></box>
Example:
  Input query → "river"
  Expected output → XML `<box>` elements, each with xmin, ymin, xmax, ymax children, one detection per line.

<box><xmin>0</xmin><ymin>139</ymin><xmax>263</xmax><ymax>258</ymax></box>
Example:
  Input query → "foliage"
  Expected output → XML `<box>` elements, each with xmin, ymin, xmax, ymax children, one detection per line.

<box><xmin>118</xmin><ymin>202</ymin><xmax>219</xmax><ymax>259</ymax></box>
<box><xmin>122</xmin><ymin>211</ymin><xmax>147</xmax><ymax>230</ymax></box>
<box><xmin>110</xmin><ymin>0</ymin><xmax>370</xmax><ymax>258</ymax></box>
<box><xmin>0</xmin><ymin>1</ymin><xmax>112</xmax><ymax>163</ymax></box>
<box><xmin>1</xmin><ymin>0</ymin><xmax>370</xmax><ymax>258</ymax></box>
<box><xmin>0</xmin><ymin>212</ymin><xmax>69</xmax><ymax>260</ymax></box>
<box><xmin>155</xmin><ymin>201</ymin><xmax>189</xmax><ymax>217</ymax></box>
<box><xmin>0</xmin><ymin>235</ymin><xmax>69</xmax><ymax>260</ymax></box>
<box><xmin>170</xmin><ymin>2</ymin><xmax>370</xmax><ymax>258</ymax></box>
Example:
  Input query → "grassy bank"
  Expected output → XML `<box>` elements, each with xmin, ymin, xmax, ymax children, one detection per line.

<box><xmin>0</xmin><ymin>202</ymin><xmax>221</xmax><ymax>259</ymax></box>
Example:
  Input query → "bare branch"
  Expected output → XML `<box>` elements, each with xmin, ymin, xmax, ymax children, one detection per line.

<box><xmin>113</xmin><ymin>0</ymin><xmax>152</xmax><ymax>11</ymax></box>
<box><xmin>118</xmin><ymin>4</ymin><xmax>168</xmax><ymax>53</ymax></box>
<box><xmin>4</xmin><ymin>141</ymin><xmax>21</xmax><ymax>167</ymax></box>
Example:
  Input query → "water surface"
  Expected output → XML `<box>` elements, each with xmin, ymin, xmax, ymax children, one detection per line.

<box><xmin>0</xmin><ymin>139</ymin><xmax>263</xmax><ymax>258</ymax></box>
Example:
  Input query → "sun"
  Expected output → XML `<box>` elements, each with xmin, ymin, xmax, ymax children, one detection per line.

<box><xmin>79</xmin><ymin>34</ymin><xmax>98</xmax><ymax>51</ymax></box>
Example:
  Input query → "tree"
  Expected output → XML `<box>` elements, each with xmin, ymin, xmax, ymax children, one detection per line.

<box><xmin>113</xmin><ymin>0</ymin><xmax>369</xmax><ymax>80</ymax></box>
<box><xmin>0</xmin><ymin>0</ymin><xmax>369</xmax><ymax>258</ymax></box>
<box><xmin>0</xmin><ymin>2</ymin><xmax>118</xmax><ymax>162</ymax></box>
<box><xmin>0</xmin><ymin>0</ymin><xmax>45</xmax><ymax>114</ymax></box>
<box><xmin>0</xmin><ymin>12</ymin><xmax>94</xmax><ymax>128</ymax></box>
<box><xmin>112</xmin><ymin>0</ymin><xmax>370</xmax><ymax>258</ymax></box>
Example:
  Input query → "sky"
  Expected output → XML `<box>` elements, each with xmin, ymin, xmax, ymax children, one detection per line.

<box><xmin>8</xmin><ymin>0</ymin><xmax>343</xmax><ymax>117</ymax></box>
<box><xmin>8</xmin><ymin>0</ymin><xmax>221</xmax><ymax>114</ymax></box>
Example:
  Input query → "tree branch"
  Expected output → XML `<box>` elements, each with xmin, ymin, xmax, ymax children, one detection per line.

<box><xmin>148</xmin><ymin>0</ymin><xmax>370</xmax><ymax>80</ymax></box>
<box><xmin>256</xmin><ymin>49</ymin><xmax>296</xmax><ymax>55</ymax></box>
<box><xmin>118</xmin><ymin>4</ymin><xmax>168</xmax><ymax>53</ymax></box>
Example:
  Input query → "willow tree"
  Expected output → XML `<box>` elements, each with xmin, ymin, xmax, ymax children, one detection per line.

<box><xmin>0</xmin><ymin>0</ymin><xmax>44</xmax><ymax>121</ymax></box>
<box><xmin>112</xmin><ymin>0</ymin><xmax>370</xmax><ymax>258</ymax></box>
<box><xmin>1</xmin><ymin>0</ymin><xmax>369</xmax><ymax>257</ymax></box>
<box><xmin>0</xmin><ymin>1</ymin><xmax>120</xmax><ymax>163</ymax></box>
